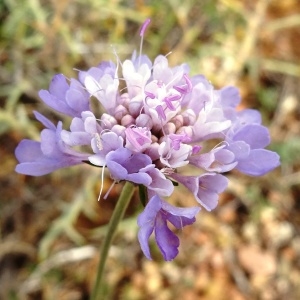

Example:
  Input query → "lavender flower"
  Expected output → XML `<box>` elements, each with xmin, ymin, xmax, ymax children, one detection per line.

<box><xmin>138</xmin><ymin>195</ymin><xmax>200</xmax><ymax>260</ymax></box>
<box><xmin>15</xmin><ymin>19</ymin><xmax>280</xmax><ymax>260</ymax></box>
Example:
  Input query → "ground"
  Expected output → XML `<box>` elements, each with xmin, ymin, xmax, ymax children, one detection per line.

<box><xmin>0</xmin><ymin>0</ymin><xmax>300</xmax><ymax>299</ymax></box>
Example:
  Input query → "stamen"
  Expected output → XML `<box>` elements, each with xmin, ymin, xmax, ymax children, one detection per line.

<box><xmin>155</xmin><ymin>105</ymin><xmax>166</xmax><ymax>121</ymax></box>
<box><xmin>125</xmin><ymin>127</ymin><xmax>151</xmax><ymax>151</ymax></box>
<box><xmin>173</xmin><ymin>74</ymin><xmax>192</xmax><ymax>95</ymax></box>
<box><xmin>111</xmin><ymin>45</ymin><xmax>121</xmax><ymax>81</ymax></box>
<box><xmin>173</xmin><ymin>85</ymin><xmax>186</xmax><ymax>94</ymax></box>
<box><xmin>98</xmin><ymin>165</ymin><xmax>106</xmax><ymax>201</ymax></box>
<box><xmin>104</xmin><ymin>180</ymin><xmax>116</xmax><ymax>200</ymax></box>
<box><xmin>169</xmin><ymin>132</ymin><xmax>191</xmax><ymax>150</ymax></box>
<box><xmin>161</xmin><ymin>167</ymin><xmax>175</xmax><ymax>175</ymax></box>
<box><xmin>139</xmin><ymin>18</ymin><xmax>151</xmax><ymax>37</ymax></box>
<box><xmin>183</xmin><ymin>74</ymin><xmax>192</xmax><ymax>92</ymax></box>
<box><xmin>164</xmin><ymin>98</ymin><xmax>176</xmax><ymax>111</ymax></box>
<box><xmin>157</xmin><ymin>80</ymin><xmax>163</xmax><ymax>88</ymax></box>
<box><xmin>145</xmin><ymin>91</ymin><xmax>156</xmax><ymax>99</ymax></box>
<box><xmin>211</xmin><ymin>140</ymin><xmax>230</xmax><ymax>150</ymax></box>
<box><xmin>179</xmin><ymin>215</ymin><xmax>183</xmax><ymax>231</ymax></box>
<box><xmin>139</xmin><ymin>18</ymin><xmax>151</xmax><ymax>67</ymax></box>
<box><xmin>163</xmin><ymin>94</ymin><xmax>181</xmax><ymax>110</ymax></box>
<box><xmin>94</xmin><ymin>133</ymin><xmax>103</xmax><ymax>150</ymax></box>
<box><xmin>192</xmin><ymin>145</ymin><xmax>202</xmax><ymax>154</ymax></box>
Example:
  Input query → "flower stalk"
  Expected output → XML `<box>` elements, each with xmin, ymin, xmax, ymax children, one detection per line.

<box><xmin>91</xmin><ymin>181</ymin><xmax>135</xmax><ymax>300</ymax></box>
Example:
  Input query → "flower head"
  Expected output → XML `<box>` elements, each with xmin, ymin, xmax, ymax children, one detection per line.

<box><xmin>15</xmin><ymin>18</ymin><xmax>280</xmax><ymax>260</ymax></box>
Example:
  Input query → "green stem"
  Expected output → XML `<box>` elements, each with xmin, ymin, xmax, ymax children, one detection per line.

<box><xmin>91</xmin><ymin>181</ymin><xmax>135</xmax><ymax>300</ymax></box>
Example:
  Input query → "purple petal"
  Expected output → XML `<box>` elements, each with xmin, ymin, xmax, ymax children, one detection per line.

<box><xmin>155</xmin><ymin>212</ymin><xmax>180</xmax><ymax>261</ymax></box>
<box><xmin>33</xmin><ymin>111</ymin><xmax>55</xmax><ymax>130</ymax></box>
<box><xmin>220</xmin><ymin>86</ymin><xmax>241</xmax><ymax>107</ymax></box>
<box><xmin>189</xmin><ymin>152</ymin><xmax>214</xmax><ymax>170</ymax></box>
<box><xmin>196</xmin><ymin>189</ymin><xmax>219</xmax><ymax>211</ymax></box>
<box><xmin>16</xmin><ymin>161</ymin><xmax>62</xmax><ymax>176</ymax></box>
<box><xmin>167</xmin><ymin>214</ymin><xmax>197</xmax><ymax>228</ymax></box>
<box><xmin>170</xmin><ymin>173</ymin><xmax>198</xmax><ymax>195</ymax></box>
<box><xmin>141</xmin><ymin>165</ymin><xmax>174</xmax><ymax>197</ymax></box>
<box><xmin>126</xmin><ymin>172</ymin><xmax>152</xmax><ymax>185</ymax></box>
<box><xmin>106</xmin><ymin>160</ymin><xmax>128</xmax><ymax>179</ymax></box>
<box><xmin>106</xmin><ymin>148</ymin><xmax>152</xmax><ymax>184</ymax></box>
<box><xmin>70</xmin><ymin>117</ymin><xmax>85</xmax><ymax>132</ymax></box>
<box><xmin>237</xmin><ymin>109</ymin><xmax>262</xmax><ymax>124</ymax></box>
<box><xmin>233</xmin><ymin>124</ymin><xmax>270</xmax><ymax>149</ymax></box>
<box><xmin>138</xmin><ymin>225</ymin><xmax>154</xmax><ymax>260</ymax></box>
<box><xmin>97</xmin><ymin>132</ymin><xmax>124</xmax><ymax>154</ymax></box>
<box><xmin>137</xmin><ymin>195</ymin><xmax>162</xmax><ymax>259</ymax></box>
<box><xmin>197</xmin><ymin>174</ymin><xmax>229</xmax><ymax>211</ymax></box>
<box><xmin>236</xmin><ymin>149</ymin><xmax>280</xmax><ymax>176</ymax></box>
<box><xmin>49</xmin><ymin>74</ymin><xmax>69</xmax><ymax>99</ymax></box>
<box><xmin>39</xmin><ymin>90</ymin><xmax>72</xmax><ymax>116</ymax></box>
<box><xmin>65</xmin><ymin>79</ymin><xmax>90</xmax><ymax>112</ymax></box>
<box><xmin>15</xmin><ymin>140</ymin><xmax>42</xmax><ymax>163</ymax></box>
<box><xmin>137</xmin><ymin>195</ymin><xmax>162</xmax><ymax>226</ymax></box>
<box><xmin>60</xmin><ymin>131</ymin><xmax>91</xmax><ymax>146</ymax></box>
<box><xmin>162</xmin><ymin>200</ymin><xmax>200</xmax><ymax>219</ymax></box>
<box><xmin>226</xmin><ymin>141</ymin><xmax>250</xmax><ymax>160</ymax></box>
<box><xmin>40</xmin><ymin>129</ymin><xmax>58</xmax><ymax>156</ymax></box>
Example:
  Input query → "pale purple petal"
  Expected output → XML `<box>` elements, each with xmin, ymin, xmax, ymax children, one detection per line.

<box><xmin>138</xmin><ymin>226</ymin><xmax>155</xmax><ymax>260</ymax></box>
<box><xmin>233</xmin><ymin>124</ymin><xmax>270</xmax><ymax>149</ymax></box>
<box><xmin>155</xmin><ymin>213</ymin><xmax>180</xmax><ymax>261</ymax></box>
<box><xmin>170</xmin><ymin>173</ymin><xmax>198</xmax><ymax>195</ymax></box>
<box><xmin>16</xmin><ymin>161</ymin><xmax>61</xmax><ymax>176</ymax></box>
<box><xmin>220</xmin><ymin>86</ymin><xmax>241</xmax><ymax>107</ymax></box>
<box><xmin>49</xmin><ymin>74</ymin><xmax>69</xmax><ymax>98</ymax></box>
<box><xmin>106</xmin><ymin>160</ymin><xmax>128</xmax><ymax>179</ymax></box>
<box><xmin>237</xmin><ymin>109</ymin><xmax>262</xmax><ymax>124</ymax></box>
<box><xmin>60</xmin><ymin>131</ymin><xmax>91</xmax><ymax>146</ymax></box>
<box><xmin>137</xmin><ymin>196</ymin><xmax>162</xmax><ymax>259</ymax></box>
<box><xmin>226</xmin><ymin>141</ymin><xmax>250</xmax><ymax>160</ymax></box>
<box><xmin>33</xmin><ymin>111</ymin><xmax>55</xmax><ymax>130</ymax></box>
<box><xmin>197</xmin><ymin>174</ymin><xmax>229</xmax><ymax>211</ymax></box>
<box><xmin>236</xmin><ymin>149</ymin><xmax>280</xmax><ymax>176</ymax></box>
<box><xmin>65</xmin><ymin>79</ymin><xmax>90</xmax><ymax>112</ymax></box>
<box><xmin>140</xmin><ymin>165</ymin><xmax>174</xmax><ymax>197</ymax></box>
<box><xmin>137</xmin><ymin>195</ymin><xmax>162</xmax><ymax>226</ymax></box>
<box><xmin>39</xmin><ymin>75</ymin><xmax>90</xmax><ymax>117</ymax></box>
<box><xmin>15</xmin><ymin>140</ymin><xmax>42</xmax><ymax>163</ymax></box>
<box><xmin>105</xmin><ymin>148</ymin><xmax>152</xmax><ymax>185</ymax></box>
<box><xmin>161</xmin><ymin>200</ymin><xmax>201</xmax><ymax>220</ymax></box>
<box><xmin>167</xmin><ymin>214</ymin><xmax>197</xmax><ymax>228</ymax></box>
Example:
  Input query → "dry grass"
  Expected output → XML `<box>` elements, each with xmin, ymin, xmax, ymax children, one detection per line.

<box><xmin>0</xmin><ymin>0</ymin><xmax>300</xmax><ymax>299</ymax></box>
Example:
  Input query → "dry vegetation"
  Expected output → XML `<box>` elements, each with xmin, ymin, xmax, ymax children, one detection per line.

<box><xmin>0</xmin><ymin>0</ymin><xmax>300</xmax><ymax>299</ymax></box>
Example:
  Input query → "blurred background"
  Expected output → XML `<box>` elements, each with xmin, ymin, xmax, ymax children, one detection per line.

<box><xmin>0</xmin><ymin>0</ymin><xmax>300</xmax><ymax>299</ymax></box>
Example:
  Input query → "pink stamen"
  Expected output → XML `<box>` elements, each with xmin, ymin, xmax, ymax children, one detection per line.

<box><xmin>173</xmin><ymin>85</ymin><xmax>186</xmax><ymax>94</ymax></box>
<box><xmin>145</xmin><ymin>91</ymin><xmax>156</xmax><ymax>99</ymax></box>
<box><xmin>155</xmin><ymin>105</ymin><xmax>166</xmax><ymax>120</ymax></box>
<box><xmin>157</xmin><ymin>80</ymin><xmax>163</xmax><ymax>88</ymax></box>
<box><xmin>168</xmin><ymin>94</ymin><xmax>182</xmax><ymax>102</ymax></box>
<box><xmin>125</xmin><ymin>127</ymin><xmax>151</xmax><ymax>151</ymax></box>
<box><xmin>173</xmin><ymin>74</ymin><xmax>193</xmax><ymax>94</ymax></box>
<box><xmin>192</xmin><ymin>145</ymin><xmax>202</xmax><ymax>154</ymax></box>
<box><xmin>183</xmin><ymin>74</ymin><xmax>192</xmax><ymax>92</ymax></box>
<box><xmin>164</xmin><ymin>98</ymin><xmax>176</xmax><ymax>110</ymax></box>
<box><xmin>169</xmin><ymin>132</ymin><xmax>191</xmax><ymax>150</ymax></box>
<box><xmin>140</xmin><ymin>19</ymin><xmax>151</xmax><ymax>37</ymax></box>
<box><xmin>163</xmin><ymin>94</ymin><xmax>182</xmax><ymax>110</ymax></box>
